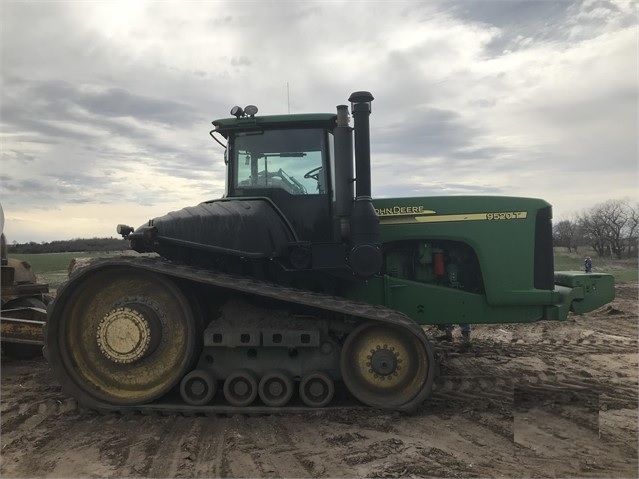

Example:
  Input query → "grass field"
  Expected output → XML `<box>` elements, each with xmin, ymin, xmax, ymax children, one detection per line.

<box><xmin>553</xmin><ymin>247</ymin><xmax>638</xmax><ymax>283</ymax></box>
<box><xmin>11</xmin><ymin>248</ymin><xmax>638</xmax><ymax>291</ymax></box>
<box><xmin>10</xmin><ymin>251</ymin><xmax>126</xmax><ymax>290</ymax></box>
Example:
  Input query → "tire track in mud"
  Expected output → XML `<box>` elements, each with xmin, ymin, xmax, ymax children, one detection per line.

<box><xmin>433</xmin><ymin>325</ymin><xmax>638</xmax><ymax>412</ymax></box>
<box><xmin>293</xmin><ymin>409</ymin><xmax>519</xmax><ymax>478</ymax></box>
<box><xmin>116</xmin><ymin>415</ymin><xmax>192</xmax><ymax>478</ymax></box>
<box><xmin>283</xmin><ymin>413</ymin><xmax>429</xmax><ymax>477</ymax></box>
<box><xmin>0</xmin><ymin>373</ymin><xmax>222</xmax><ymax>479</ymax></box>
<box><xmin>221</xmin><ymin>414</ymin><xmax>314</xmax><ymax>478</ymax></box>
<box><xmin>1</xmin><ymin>284</ymin><xmax>637</xmax><ymax>479</ymax></box>
<box><xmin>138</xmin><ymin>416</ymin><xmax>223</xmax><ymax>478</ymax></box>
<box><xmin>0</xmin><ymin>358</ymin><xmax>83</xmax><ymax>478</ymax></box>
<box><xmin>369</xmin><ymin>414</ymin><xmax>517</xmax><ymax>478</ymax></box>
<box><xmin>290</xmin><ymin>413</ymin><xmax>413</xmax><ymax>477</ymax></box>
<box><xmin>431</xmin><ymin>371</ymin><xmax>637</xmax><ymax>411</ymax></box>
<box><xmin>422</xmin><ymin>307</ymin><xmax>638</xmax><ymax>475</ymax></box>
<box><xmin>442</xmin><ymin>336</ymin><xmax>638</xmax><ymax>357</ymax></box>
<box><xmin>511</xmin><ymin>406</ymin><xmax>635</xmax><ymax>477</ymax></box>
<box><xmin>0</xmin><ymin>357</ymin><xmax>71</xmax><ymax>434</ymax></box>
<box><xmin>1</xmin><ymin>410</ymin><xmax>146</xmax><ymax>478</ymax></box>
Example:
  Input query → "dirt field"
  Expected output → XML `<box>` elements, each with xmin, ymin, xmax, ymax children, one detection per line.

<box><xmin>1</xmin><ymin>283</ymin><xmax>637</xmax><ymax>478</ymax></box>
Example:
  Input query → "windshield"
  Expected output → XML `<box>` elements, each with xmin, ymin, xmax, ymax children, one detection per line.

<box><xmin>233</xmin><ymin>128</ymin><xmax>327</xmax><ymax>195</ymax></box>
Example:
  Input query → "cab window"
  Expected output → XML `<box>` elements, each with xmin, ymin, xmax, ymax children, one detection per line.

<box><xmin>234</xmin><ymin>128</ymin><xmax>327</xmax><ymax>195</ymax></box>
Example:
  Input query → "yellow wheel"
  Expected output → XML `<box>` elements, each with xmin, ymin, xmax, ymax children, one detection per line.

<box><xmin>48</xmin><ymin>266</ymin><xmax>199</xmax><ymax>405</ymax></box>
<box><xmin>340</xmin><ymin>322</ymin><xmax>431</xmax><ymax>409</ymax></box>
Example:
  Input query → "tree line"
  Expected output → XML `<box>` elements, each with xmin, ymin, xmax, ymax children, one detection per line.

<box><xmin>553</xmin><ymin>199</ymin><xmax>638</xmax><ymax>259</ymax></box>
<box><xmin>8</xmin><ymin>237</ymin><xmax>128</xmax><ymax>254</ymax></box>
<box><xmin>6</xmin><ymin>199</ymin><xmax>639</xmax><ymax>258</ymax></box>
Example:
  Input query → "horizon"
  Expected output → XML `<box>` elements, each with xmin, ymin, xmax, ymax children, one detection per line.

<box><xmin>2</xmin><ymin>1</ymin><xmax>637</xmax><ymax>243</ymax></box>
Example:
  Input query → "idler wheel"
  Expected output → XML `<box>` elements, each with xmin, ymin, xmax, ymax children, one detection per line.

<box><xmin>223</xmin><ymin>369</ymin><xmax>258</xmax><ymax>407</ymax></box>
<box><xmin>45</xmin><ymin>266</ymin><xmax>199</xmax><ymax>405</ymax></box>
<box><xmin>299</xmin><ymin>371</ymin><xmax>334</xmax><ymax>408</ymax></box>
<box><xmin>340</xmin><ymin>322</ymin><xmax>431</xmax><ymax>409</ymax></box>
<box><xmin>180</xmin><ymin>370</ymin><xmax>217</xmax><ymax>406</ymax></box>
<box><xmin>258</xmin><ymin>370</ymin><xmax>294</xmax><ymax>407</ymax></box>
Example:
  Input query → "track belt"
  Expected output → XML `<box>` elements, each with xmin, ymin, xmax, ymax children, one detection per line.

<box><xmin>52</xmin><ymin>256</ymin><xmax>435</xmax><ymax>415</ymax></box>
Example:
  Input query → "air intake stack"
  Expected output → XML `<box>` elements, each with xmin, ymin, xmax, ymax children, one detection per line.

<box><xmin>346</xmin><ymin>91</ymin><xmax>382</xmax><ymax>277</ymax></box>
<box><xmin>333</xmin><ymin>105</ymin><xmax>354</xmax><ymax>220</ymax></box>
<box><xmin>350</xmin><ymin>91</ymin><xmax>374</xmax><ymax>198</ymax></box>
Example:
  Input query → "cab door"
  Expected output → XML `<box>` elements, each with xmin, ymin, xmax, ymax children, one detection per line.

<box><xmin>229</xmin><ymin>128</ymin><xmax>334</xmax><ymax>242</ymax></box>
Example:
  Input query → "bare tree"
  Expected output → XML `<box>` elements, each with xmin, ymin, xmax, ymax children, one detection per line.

<box><xmin>579</xmin><ymin>210</ymin><xmax>608</xmax><ymax>257</ymax></box>
<box><xmin>580</xmin><ymin>199</ymin><xmax>637</xmax><ymax>259</ymax></box>
<box><xmin>624</xmin><ymin>202</ymin><xmax>638</xmax><ymax>257</ymax></box>
<box><xmin>553</xmin><ymin>218</ymin><xmax>582</xmax><ymax>252</ymax></box>
<box><xmin>600</xmin><ymin>200</ymin><xmax>629</xmax><ymax>259</ymax></box>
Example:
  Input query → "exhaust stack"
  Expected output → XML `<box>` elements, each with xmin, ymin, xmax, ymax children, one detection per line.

<box><xmin>349</xmin><ymin>91</ymin><xmax>374</xmax><ymax>198</ymax></box>
<box><xmin>345</xmin><ymin>91</ymin><xmax>382</xmax><ymax>277</ymax></box>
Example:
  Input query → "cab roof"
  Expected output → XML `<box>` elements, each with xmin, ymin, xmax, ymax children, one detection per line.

<box><xmin>212</xmin><ymin>113</ymin><xmax>337</xmax><ymax>136</ymax></box>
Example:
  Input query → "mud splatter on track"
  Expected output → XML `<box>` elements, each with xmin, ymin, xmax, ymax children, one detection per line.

<box><xmin>2</xmin><ymin>283</ymin><xmax>636</xmax><ymax>478</ymax></box>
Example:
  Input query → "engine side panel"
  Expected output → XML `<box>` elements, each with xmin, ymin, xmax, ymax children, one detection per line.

<box><xmin>372</xmin><ymin>196</ymin><xmax>558</xmax><ymax>306</ymax></box>
<box><xmin>344</xmin><ymin>196</ymin><xmax>613</xmax><ymax>325</ymax></box>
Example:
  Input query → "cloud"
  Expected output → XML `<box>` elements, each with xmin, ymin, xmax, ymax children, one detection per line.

<box><xmin>0</xmin><ymin>0</ymin><xmax>636</xmax><ymax>242</ymax></box>
<box><xmin>375</xmin><ymin>107</ymin><xmax>479</xmax><ymax>158</ymax></box>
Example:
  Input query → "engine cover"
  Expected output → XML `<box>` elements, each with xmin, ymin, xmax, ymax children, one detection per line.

<box><xmin>145</xmin><ymin>199</ymin><xmax>295</xmax><ymax>259</ymax></box>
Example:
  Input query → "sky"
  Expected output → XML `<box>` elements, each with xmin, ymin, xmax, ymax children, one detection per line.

<box><xmin>1</xmin><ymin>0</ymin><xmax>637</xmax><ymax>243</ymax></box>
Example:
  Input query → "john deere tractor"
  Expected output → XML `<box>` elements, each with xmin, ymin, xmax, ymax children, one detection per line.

<box><xmin>44</xmin><ymin>91</ymin><xmax>614</xmax><ymax>413</ymax></box>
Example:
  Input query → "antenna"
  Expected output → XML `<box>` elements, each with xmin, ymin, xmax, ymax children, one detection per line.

<box><xmin>287</xmin><ymin>81</ymin><xmax>290</xmax><ymax>114</ymax></box>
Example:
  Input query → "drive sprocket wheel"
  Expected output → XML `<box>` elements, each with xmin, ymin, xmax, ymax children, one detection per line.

<box><xmin>340</xmin><ymin>322</ymin><xmax>432</xmax><ymax>409</ymax></box>
<box><xmin>46</xmin><ymin>266</ymin><xmax>200</xmax><ymax>406</ymax></box>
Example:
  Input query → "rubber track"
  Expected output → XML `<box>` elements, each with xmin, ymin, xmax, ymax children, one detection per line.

<box><xmin>50</xmin><ymin>256</ymin><xmax>435</xmax><ymax>415</ymax></box>
<box><xmin>67</xmin><ymin>257</ymin><xmax>421</xmax><ymax>329</ymax></box>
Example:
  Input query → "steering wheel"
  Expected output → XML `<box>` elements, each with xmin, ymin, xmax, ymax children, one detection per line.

<box><xmin>303</xmin><ymin>166</ymin><xmax>323</xmax><ymax>181</ymax></box>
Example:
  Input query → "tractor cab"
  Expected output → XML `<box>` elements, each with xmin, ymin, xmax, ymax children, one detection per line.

<box><xmin>120</xmin><ymin>93</ymin><xmax>382</xmax><ymax>279</ymax></box>
<box><xmin>213</xmin><ymin>114</ymin><xmax>337</xmax><ymax>243</ymax></box>
<box><xmin>211</xmin><ymin>93</ymin><xmax>382</xmax><ymax>278</ymax></box>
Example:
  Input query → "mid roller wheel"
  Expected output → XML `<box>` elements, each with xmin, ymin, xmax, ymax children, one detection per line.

<box><xmin>223</xmin><ymin>369</ymin><xmax>258</xmax><ymax>407</ymax></box>
<box><xmin>180</xmin><ymin>370</ymin><xmax>217</xmax><ymax>406</ymax></box>
<box><xmin>299</xmin><ymin>371</ymin><xmax>334</xmax><ymax>407</ymax></box>
<box><xmin>258</xmin><ymin>370</ymin><xmax>294</xmax><ymax>407</ymax></box>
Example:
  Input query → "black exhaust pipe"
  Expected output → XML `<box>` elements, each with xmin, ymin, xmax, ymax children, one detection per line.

<box><xmin>349</xmin><ymin>91</ymin><xmax>374</xmax><ymax>198</ymax></box>
<box><xmin>347</xmin><ymin>91</ymin><xmax>382</xmax><ymax>277</ymax></box>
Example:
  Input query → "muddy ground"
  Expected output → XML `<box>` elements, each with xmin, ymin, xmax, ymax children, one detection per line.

<box><xmin>1</xmin><ymin>283</ymin><xmax>637</xmax><ymax>478</ymax></box>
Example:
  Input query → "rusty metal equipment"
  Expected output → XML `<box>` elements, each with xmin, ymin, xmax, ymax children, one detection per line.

<box><xmin>1</xmin><ymin>231</ymin><xmax>49</xmax><ymax>358</ymax></box>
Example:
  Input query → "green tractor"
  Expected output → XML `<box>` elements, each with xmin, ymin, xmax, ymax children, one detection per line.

<box><xmin>45</xmin><ymin>91</ymin><xmax>614</xmax><ymax>412</ymax></box>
